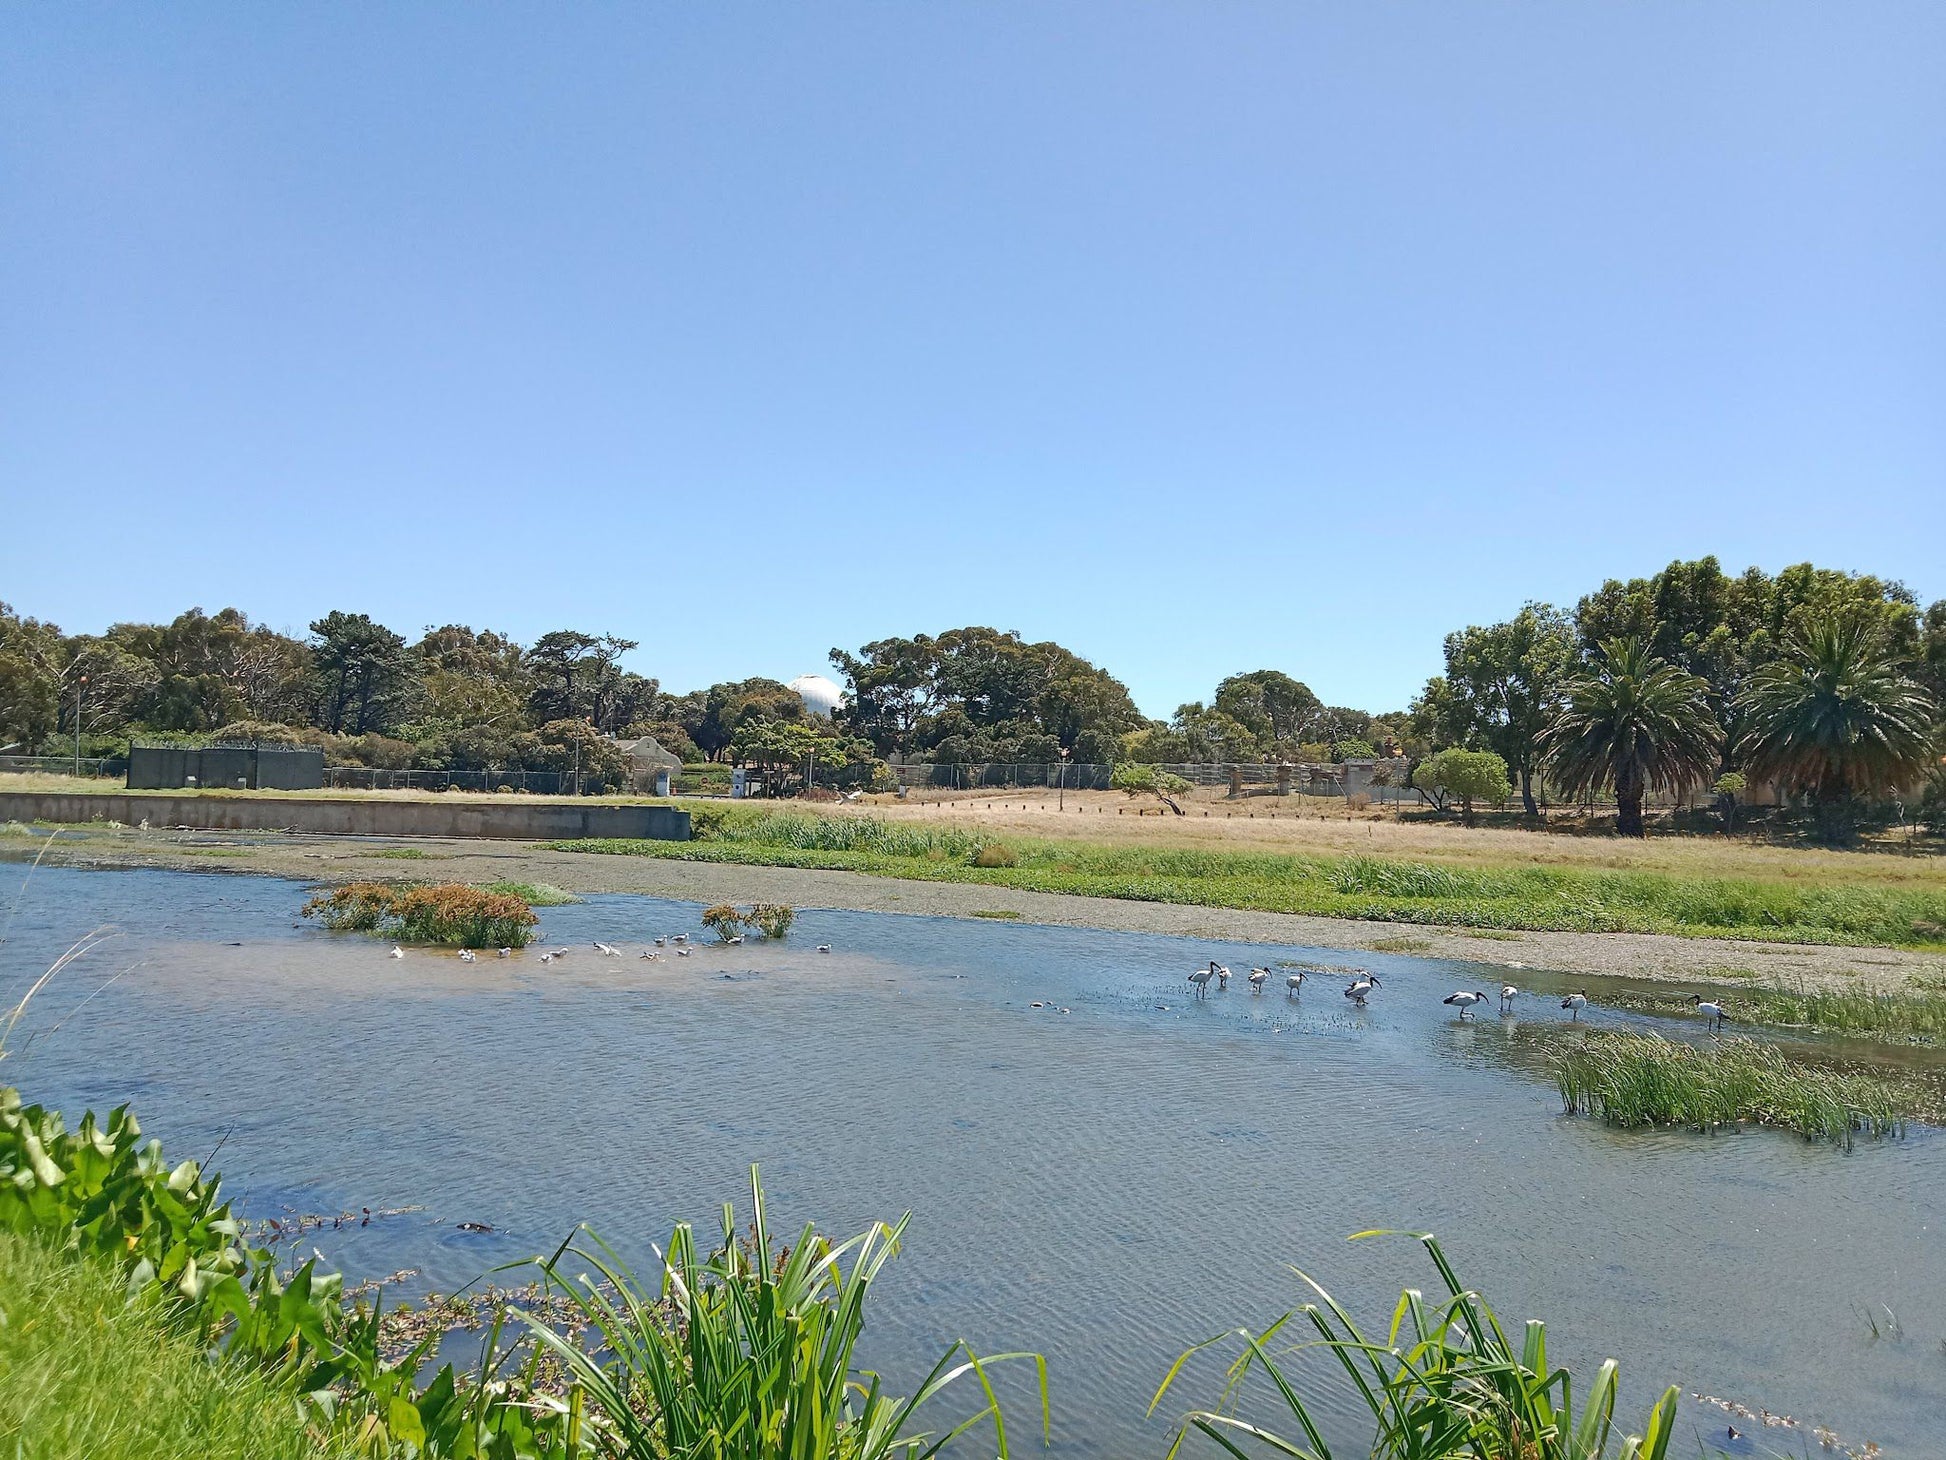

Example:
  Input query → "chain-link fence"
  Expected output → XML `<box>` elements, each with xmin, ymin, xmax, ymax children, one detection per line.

<box><xmin>0</xmin><ymin>754</ymin><xmax>125</xmax><ymax>778</ymax></box>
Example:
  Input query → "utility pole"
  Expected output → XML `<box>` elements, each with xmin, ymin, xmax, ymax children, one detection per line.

<box><xmin>73</xmin><ymin>674</ymin><xmax>87</xmax><ymax>776</ymax></box>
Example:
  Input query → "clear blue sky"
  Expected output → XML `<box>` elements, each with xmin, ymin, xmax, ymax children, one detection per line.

<box><xmin>4</xmin><ymin>4</ymin><xmax>1940</xmax><ymax>718</ymax></box>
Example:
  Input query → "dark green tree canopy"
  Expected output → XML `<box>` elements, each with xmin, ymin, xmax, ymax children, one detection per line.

<box><xmin>1541</xmin><ymin>637</ymin><xmax>1722</xmax><ymax>837</ymax></box>
<box><xmin>830</xmin><ymin>627</ymin><xmax>1140</xmax><ymax>762</ymax></box>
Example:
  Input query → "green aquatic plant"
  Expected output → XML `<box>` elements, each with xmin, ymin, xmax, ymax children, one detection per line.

<box><xmin>1554</xmin><ymin>1033</ymin><xmax>1903</xmax><ymax>1146</ymax></box>
<box><xmin>514</xmin><ymin>1168</ymin><xmax>1047</xmax><ymax>1460</ymax></box>
<box><xmin>1153</xmin><ymin>1230</ymin><xmax>1679</xmax><ymax>1460</ymax></box>
<box><xmin>1597</xmin><ymin>982</ymin><xmax>1946</xmax><ymax>1045</ymax></box>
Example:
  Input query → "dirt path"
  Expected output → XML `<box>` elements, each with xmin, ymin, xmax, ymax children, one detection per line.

<box><xmin>10</xmin><ymin>825</ymin><xmax>1940</xmax><ymax>994</ymax></box>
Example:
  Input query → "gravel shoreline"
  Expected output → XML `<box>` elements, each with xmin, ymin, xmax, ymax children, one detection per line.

<box><xmin>9</xmin><ymin>827</ymin><xmax>1941</xmax><ymax>993</ymax></box>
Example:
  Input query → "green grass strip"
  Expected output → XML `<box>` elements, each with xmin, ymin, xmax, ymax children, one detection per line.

<box><xmin>0</xmin><ymin>1233</ymin><xmax>349</xmax><ymax>1460</ymax></box>
<box><xmin>549</xmin><ymin>810</ymin><xmax>1946</xmax><ymax>949</ymax></box>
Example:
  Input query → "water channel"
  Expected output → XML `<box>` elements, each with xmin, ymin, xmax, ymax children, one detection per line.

<box><xmin>3</xmin><ymin>864</ymin><xmax>1940</xmax><ymax>1456</ymax></box>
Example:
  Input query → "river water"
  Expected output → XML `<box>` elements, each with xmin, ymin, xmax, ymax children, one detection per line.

<box><xmin>3</xmin><ymin>864</ymin><xmax>1940</xmax><ymax>1456</ymax></box>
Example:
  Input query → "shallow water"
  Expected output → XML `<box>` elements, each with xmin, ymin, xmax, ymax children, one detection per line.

<box><xmin>3</xmin><ymin>864</ymin><xmax>1941</xmax><ymax>1456</ymax></box>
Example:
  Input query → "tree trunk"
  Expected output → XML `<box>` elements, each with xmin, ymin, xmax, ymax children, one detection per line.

<box><xmin>1461</xmin><ymin>794</ymin><xmax>1475</xmax><ymax>827</ymax></box>
<box><xmin>1616</xmin><ymin>791</ymin><xmax>1644</xmax><ymax>837</ymax></box>
<box><xmin>1519</xmin><ymin>764</ymin><xmax>1538</xmax><ymax>819</ymax></box>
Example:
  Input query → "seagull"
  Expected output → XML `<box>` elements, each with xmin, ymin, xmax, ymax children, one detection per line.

<box><xmin>640</xmin><ymin>950</ymin><xmax>660</xmax><ymax>960</ymax></box>
<box><xmin>458</xmin><ymin>949</ymin><xmax>476</xmax><ymax>963</ymax></box>
<box><xmin>1286</xmin><ymin>970</ymin><xmax>1306</xmax><ymax>997</ymax></box>
<box><xmin>389</xmin><ymin>946</ymin><xmax>404</xmax><ymax>959</ymax></box>
<box><xmin>1343</xmin><ymin>972</ymin><xmax>1380</xmax><ymax>1005</ymax></box>
<box><xmin>540</xmin><ymin>952</ymin><xmax>553</xmax><ymax>964</ymax></box>
<box><xmin>1443</xmin><ymin>990</ymin><xmax>1489</xmax><ymax>1020</ymax></box>
<box><xmin>1188</xmin><ymin>964</ymin><xmax>1218</xmax><ymax>999</ymax></box>
<box><xmin>676</xmin><ymin>947</ymin><xmax>692</xmax><ymax>957</ymax></box>
<box><xmin>497</xmin><ymin>947</ymin><xmax>512</xmax><ymax>959</ymax></box>
<box><xmin>1560</xmin><ymin>992</ymin><xmax>1589</xmax><ymax>1020</ymax></box>
<box><xmin>1247</xmin><ymin>967</ymin><xmax>1269</xmax><ymax>992</ymax></box>
<box><xmin>1499</xmin><ymin>983</ymin><xmax>1518</xmax><ymax>1013</ymax></box>
<box><xmin>815</xmin><ymin>944</ymin><xmax>832</xmax><ymax>953</ymax></box>
<box><xmin>654</xmin><ymin>937</ymin><xmax>666</xmax><ymax>947</ymax></box>
<box><xmin>671</xmin><ymin>934</ymin><xmax>688</xmax><ymax>945</ymax></box>
<box><xmin>726</xmin><ymin>934</ymin><xmax>744</xmax><ymax>946</ymax></box>
<box><xmin>595</xmin><ymin>942</ymin><xmax>623</xmax><ymax>958</ymax></box>
<box><xmin>1687</xmin><ymin>995</ymin><xmax>1730</xmax><ymax>1034</ymax></box>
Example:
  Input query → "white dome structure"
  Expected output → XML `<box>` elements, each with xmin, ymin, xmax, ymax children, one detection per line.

<box><xmin>789</xmin><ymin>673</ymin><xmax>846</xmax><ymax>719</ymax></box>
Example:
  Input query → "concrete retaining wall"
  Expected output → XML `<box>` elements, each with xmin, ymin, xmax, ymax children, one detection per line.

<box><xmin>0</xmin><ymin>792</ymin><xmax>689</xmax><ymax>842</ymax></box>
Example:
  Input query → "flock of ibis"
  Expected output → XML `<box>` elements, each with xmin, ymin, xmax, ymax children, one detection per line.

<box><xmin>1188</xmin><ymin>959</ymin><xmax>1735</xmax><ymax>1034</ymax></box>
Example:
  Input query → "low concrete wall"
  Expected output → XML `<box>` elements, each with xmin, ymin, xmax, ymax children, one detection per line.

<box><xmin>0</xmin><ymin>792</ymin><xmax>689</xmax><ymax>842</ymax></box>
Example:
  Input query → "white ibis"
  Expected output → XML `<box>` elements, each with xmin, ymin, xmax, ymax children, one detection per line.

<box><xmin>1286</xmin><ymin>970</ymin><xmax>1306</xmax><ymax>997</ymax></box>
<box><xmin>1561</xmin><ymin>992</ymin><xmax>1589</xmax><ymax>1020</ymax></box>
<box><xmin>1215</xmin><ymin>964</ymin><xmax>1231</xmax><ymax>990</ymax></box>
<box><xmin>1687</xmin><ymin>995</ymin><xmax>1730</xmax><ymax>1033</ymax></box>
<box><xmin>389</xmin><ymin>946</ymin><xmax>404</xmax><ymax>959</ymax></box>
<box><xmin>1188</xmin><ymin>963</ymin><xmax>1218</xmax><ymax>998</ymax></box>
<box><xmin>1344</xmin><ymin>972</ymin><xmax>1380</xmax><ymax>1005</ymax></box>
<box><xmin>1499</xmin><ymin>984</ymin><xmax>1518</xmax><ymax>1013</ymax></box>
<box><xmin>1248</xmin><ymin>966</ymin><xmax>1269</xmax><ymax>992</ymax></box>
<box><xmin>1443</xmin><ymin>990</ymin><xmax>1489</xmax><ymax>1019</ymax></box>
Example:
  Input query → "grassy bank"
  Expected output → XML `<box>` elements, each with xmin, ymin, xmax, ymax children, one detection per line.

<box><xmin>1600</xmin><ymin>982</ymin><xmax>1946</xmax><ymax>1045</ymax></box>
<box><xmin>1556</xmin><ymin>1033</ymin><xmax>1907</xmax><ymax>1145</ymax></box>
<box><xmin>552</xmin><ymin>809</ymin><xmax>1946</xmax><ymax>949</ymax></box>
<box><xmin>0</xmin><ymin>1234</ymin><xmax>346</xmax><ymax>1460</ymax></box>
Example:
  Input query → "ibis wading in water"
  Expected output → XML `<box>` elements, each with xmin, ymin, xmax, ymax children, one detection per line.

<box><xmin>1343</xmin><ymin>972</ymin><xmax>1380</xmax><ymax>1006</ymax></box>
<box><xmin>1443</xmin><ymin>990</ymin><xmax>1489</xmax><ymax>1019</ymax></box>
<box><xmin>1247</xmin><ymin>966</ymin><xmax>1269</xmax><ymax>992</ymax></box>
<box><xmin>1560</xmin><ymin>992</ymin><xmax>1589</xmax><ymax>1020</ymax></box>
<box><xmin>1286</xmin><ymin>970</ymin><xmax>1306</xmax><ymax>997</ymax></box>
<box><xmin>1688</xmin><ymin>995</ymin><xmax>1730</xmax><ymax>1033</ymax></box>
<box><xmin>1188</xmin><ymin>963</ymin><xmax>1219</xmax><ymax>998</ymax></box>
<box><xmin>1499</xmin><ymin>984</ymin><xmax>1519</xmax><ymax>1013</ymax></box>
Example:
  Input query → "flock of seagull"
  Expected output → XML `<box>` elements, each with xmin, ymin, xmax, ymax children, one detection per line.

<box><xmin>392</xmin><ymin>936</ymin><xmax>839</xmax><ymax>965</ymax></box>
<box><xmin>1187</xmin><ymin>960</ymin><xmax>1732</xmax><ymax>1033</ymax></box>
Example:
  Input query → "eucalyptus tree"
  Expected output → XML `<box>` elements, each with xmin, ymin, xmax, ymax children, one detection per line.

<box><xmin>1415</xmin><ymin>602</ymin><xmax>1575</xmax><ymax>816</ymax></box>
<box><xmin>1541</xmin><ymin>638</ymin><xmax>1721</xmax><ymax>838</ymax></box>
<box><xmin>1736</xmin><ymin>616</ymin><xmax>1939</xmax><ymax>843</ymax></box>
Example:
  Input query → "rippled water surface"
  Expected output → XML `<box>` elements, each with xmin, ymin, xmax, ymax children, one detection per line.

<box><xmin>4</xmin><ymin>864</ymin><xmax>1942</xmax><ymax>1455</ymax></box>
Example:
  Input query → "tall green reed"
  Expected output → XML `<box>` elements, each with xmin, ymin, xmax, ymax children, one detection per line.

<box><xmin>1152</xmin><ymin>1230</ymin><xmax>1679</xmax><ymax>1460</ymax></box>
<box><xmin>512</xmin><ymin>1168</ymin><xmax>1047</xmax><ymax>1460</ymax></box>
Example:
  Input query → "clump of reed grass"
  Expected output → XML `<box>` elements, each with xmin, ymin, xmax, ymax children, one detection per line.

<box><xmin>972</xmin><ymin>843</ymin><xmax>1018</xmax><ymax>868</ymax></box>
<box><xmin>1555</xmin><ymin>1032</ymin><xmax>1903</xmax><ymax>1146</ymax></box>
<box><xmin>1153</xmin><ymin>1229</ymin><xmax>1680</xmax><ymax>1460</ymax></box>
<box><xmin>514</xmin><ymin>1168</ymin><xmax>1047</xmax><ymax>1460</ymax></box>
<box><xmin>301</xmin><ymin>881</ymin><xmax>540</xmax><ymax>947</ymax></box>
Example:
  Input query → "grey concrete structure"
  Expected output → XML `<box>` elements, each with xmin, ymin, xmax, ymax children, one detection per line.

<box><xmin>0</xmin><ymin>792</ymin><xmax>689</xmax><ymax>842</ymax></box>
<box><xmin>128</xmin><ymin>745</ymin><xmax>325</xmax><ymax>791</ymax></box>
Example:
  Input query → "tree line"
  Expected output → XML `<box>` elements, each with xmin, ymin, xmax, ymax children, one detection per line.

<box><xmin>1</xmin><ymin>554</ymin><xmax>1940</xmax><ymax>833</ymax></box>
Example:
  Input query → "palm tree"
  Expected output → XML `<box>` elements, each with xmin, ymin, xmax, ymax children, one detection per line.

<box><xmin>1736</xmin><ymin>615</ymin><xmax>1939</xmax><ymax>843</ymax></box>
<box><xmin>1541</xmin><ymin>638</ymin><xmax>1721</xmax><ymax>837</ymax></box>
